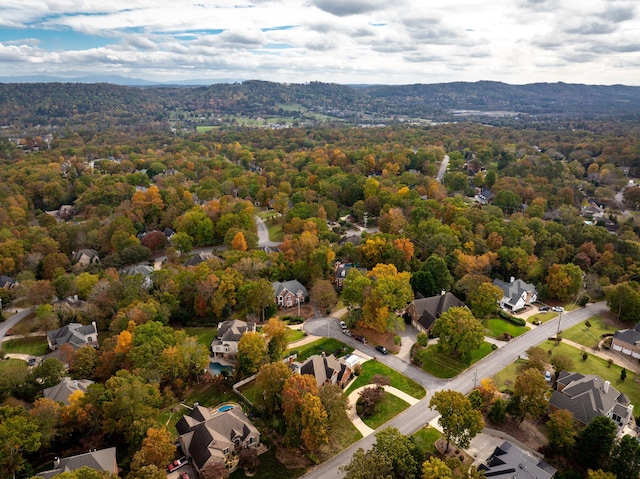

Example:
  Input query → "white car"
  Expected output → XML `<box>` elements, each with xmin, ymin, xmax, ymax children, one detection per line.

<box><xmin>339</xmin><ymin>321</ymin><xmax>347</xmax><ymax>329</ymax></box>
<box><xmin>551</xmin><ymin>306</ymin><xmax>564</xmax><ymax>312</ymax></box>
<box><xmin>544</xmin><ymin>371</ymin><xmax>552</xmax><ymax>382</ymax></box>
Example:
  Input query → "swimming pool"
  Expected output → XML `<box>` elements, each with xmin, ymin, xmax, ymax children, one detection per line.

<box><xmin>209</xmin><ymin>361</ymin><xmax>233</xmax><ymax>376</ymax></box>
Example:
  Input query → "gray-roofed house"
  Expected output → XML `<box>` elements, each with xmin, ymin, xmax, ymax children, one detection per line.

<box><xmin>272</xmin><ymin>280</ymin><xmax>308</xmax><ymax>309</ymax></box>
<box><xmin>292</xmin><ymin>353</ymin><xmax>353</xmax><ymax>389</ymax></box>
<box><xmin>493</xmin><ymin>277</ymin><xmax>537</xmax><ymax>311</ymax></box>
<box><xmin>176</xmin><ymin>405</ymin><xmax>260</xmax><ymax>475</ymax></box>
<box><xmin>549</xmin><ymin>371</ymin><xmax>635</xmax><ymax>435</ymax></box>
<box><xmin>123</xmin><ymin>264</ymin><xmax>154</xmax><ymax>289</ymax></box>
<box><xmin>47</xmin><ymin>322</ymin><xmax>99</xmax><ymax>351</ymax></box>
<box><xmin>43</xmin><ymin>377</ymin><xmax>94</xmax><ymax>405</ymax></box>
<box><xmin>211</xmin><ymin>319</ymin><xmax>256</xmax><ymax>358</ymax></box>
<box><xmin>611</xmin><ymin>323</ymin><xmax>640</xmax><ymax>360</ymax></box>
<box><xmin>478</xmin><ymin>441</ymin><xmax>556</xmax><ymax>479</ymax></box>
<box><xmin>37</xmin><ymin>447</ymin><xmax>117</xmax><ymax>479</ymax></box>
<box><xmin>184</xmin><ymin>251</ymin><xmax>219</xmax><ymax>267</ymax></box>
<box><xmin>0</xmin><ymin>274</ymin><xmax>17</xmax><ymax>289</ymax></box>
<box><xmin>71</xmin><ymin>249</ymin><xmax>100</xmax><ymax>267</ymax></box>
<box><xmin>405</xmin><ymin>292</ymin><xmax>465</xmax><ymax>334</ymax></box>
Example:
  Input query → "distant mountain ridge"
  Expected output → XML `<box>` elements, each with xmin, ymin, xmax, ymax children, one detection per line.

<box><xmin>0</xmin><ymin>79</ymin><xmax>639</xmax><ymax>129</ymax></box>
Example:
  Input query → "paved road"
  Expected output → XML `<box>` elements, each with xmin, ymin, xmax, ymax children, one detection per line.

<box><xmin>255</xmin><ymin>215</ymin><xmax>281</xmax><ymax>248</ymax></box>
<box><xmin>0</xmin><ymin>307</ymin><xmax>32</xmax><ymax>344</ymax></box>
<box><xmin>436</xmin><ymin>154</ymin><xmax>450</xmax><ymax>183</ymax></box>
<box><xmin>302</xmin><ymin>302</ymin><xmax>608</xmax><ymax>478</ymax></box>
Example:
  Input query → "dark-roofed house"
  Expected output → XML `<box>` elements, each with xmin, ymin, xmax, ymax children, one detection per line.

<box><xmin>272</xmin><ymin>280</ymin><xmax>308</xmax><ymax>309</ymax></box>
<box><xmin>493</xmin><ymin>277</ymin><xmax>537</xmax><ymax>311</ymax></box>
<box><xmin>43</xmin><ymin>377</ymin><xmax>94</xmax><ymax>405</ymax></box>
<box><xmin>71</xmin><ymin>249</ymin><xmax>100</xmax><ymax>267</ymax></box>
<box><xmin>37</xmin><ymin>447</ymin><xmax>117</xmax><ymax>479</ymax></box>
<box><xmin>47</xmin><ymin>322</ymin><xmax>98</xmax><ymax>351</ymax></box>
<box><xmin>338</xmin><ymin>234</ymin><xmax>363</xmax><ymax>247</ymax></box>
<box><xmin>549</xmin><ymin>371</ymin><xmax>634</xmax><ymax>435</ymax></box>
<box><xmin>292</xmin><ymin>353</ymin><xmax>354</xmax><ymax>389</ymax></box>
<box><xmin>478</xmin><ymin>441</ymin><xmax>556</xmax><ymax>479</ymax></box>
<box><xmin>405</xmin><ymin>292</ymin><xmax>465</xmax><ymax>334</ymax></box>
<box><xmin>611</xmin><ymin>323</ymin><xmax>640</xmax><ymax>360</ymax></box>
<box><xmin>184</xmin><ymin>251</ymin><xmax>220</xmax><ymax>267</ymax></box>
<box><xmin>211</xmin><ymin>320</ymin><xmax>256</xmax><ymax>358</ymax></box>
<box><xmin>334</xmin><ymin>262</ymin><xmax>367</xmax><ymax>288</ymax></box>
<box><xmin>176</xmin><ymin>405</ymin><xmax>260</xmax><ymax>475</ymax></box>
<box><xmin>0</xmin><ymin>274</ymin><xmax>17</xmax><ymax>289</ymax></box>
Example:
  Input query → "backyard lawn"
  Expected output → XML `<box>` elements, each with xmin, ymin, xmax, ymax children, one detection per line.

<box><xmin>561</xmin><ymin>315</ymin><xmax>616</xmax><ymax>349</ymax></box>
<box><xmin>2</xmin><ymin>336</ymin><xmax>48</xmax><ymax>356</ymax></box>
<box><xmin>183</xmin><ymin>327</ymin><xmax>216</xmax><ymax>348</ymax></box>
<box><xmin>344</xmin><ymin>360</ymin><xmax>426</xmax><ymax>398</ymax></box>
<box><xmin>361</xmin><ymin>392</ymin><xmax>410</xmax><ymax>429</ymax></box>
<box><xmin>484</xmin><ymin>318</ymin><xmax>529</xmax><ymax>338</ymax></box>
<box><xmin>229</xmin><ymin>444</ymin><xmax>306</xmax><ymax>479</ymax></box>
<box><xmin>286</xmin><ymin>338</ymin><xmax>352</xmax><ymax>362</ymax></box>
<box><xmin>415</xmin><ymin>342</ymin><xmax>495</xmax><ymax>379</ymax></box>
<box><xmin>286</xmin><ymin>328</ymin><xmax>306</xmax><ymax>343</ymax></box>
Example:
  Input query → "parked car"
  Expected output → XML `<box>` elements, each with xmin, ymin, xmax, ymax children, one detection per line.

<box><xmin>538</xmin><ymin>306</ymin><xmax>550</xmax><ymax>312</ymax></box>
<box><xmin>375</xmin><ymin>345</ymin><xmax>388</xmax><ymax>355</ymax></box>
<box><xmin>551</xmin><ymin>306</ymin><xmax>564</xmax><ymax>312</ymax></box>
<box><xmin>354</xmin><ymin>335</ymin><xmax>367</xmax><ymax>344</ymax></box>
<box><xmin>544</xmin><ymin>371</ymin><xmax>552</xmax><ymax>382</ymax></box>
<box><xmin>28</xmin><ymin>358</ymin><xmax>36</xmax><ymax>366</ymax></box>
<box><xmin>180</xmin><ymin>473</ymin><xmax>190</xmax><ymax>479</ymax></box>
<box><xmin>339</xmin><ymin>321</ymin><xmax>347</xmax><ymax>329</ymax></box>
<box><xmin>342</xmin><ymin>329</ymin><xmax>352</xmax><ymax>336</ymax></box>
<box><xmin>167</xmin><ymin>457</ymin><xmax>188</xmax><ymax>472</ymax></box>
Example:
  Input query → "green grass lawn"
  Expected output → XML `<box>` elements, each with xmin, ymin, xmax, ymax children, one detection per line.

<box><xmin>494</xmin><ymin>341</ymin><xmax>640</xmax><ymax>408</ymax></box>
<box><xmin>184</xmin><ymin>382</ymin><xmax>239</xmax><ymax>408</ymax></box>
<box><xmin>415</xmin><ymin>342</ymin><xmax>494</xmax><ymax>379</ymax></box>
<box><xmin>412</xmin><ymin>427</ymin><xmax>444</xmax><ymax>456</ymax></box>
<box><xmin>484</xmin><ymin>318</ymin><xmax>529</xmax><ymax>338</ymax></box>
<box><xmin>286</xmin><ymin>338</ymin><xmax>353</xmax><ymax>362</ymax></box>
<box><xmin>344</xmin><ymin>360</ymin><xmax>426</xmax><ymax>399</ymax></box>
<box><xmin>527</xmin><ymin>312</ymin><xmax>557</xmax><ymax>324</ymax></box>
<box><xmin>183</xmin><ymin>327</ymin><xmax>216</xmax><ymax>348</ymax></box>
<box><xmin>361</xmin><ymin>392</ymin><xmax>410</xmax><ymax>429</ymax></box>
<box><xmin>286</xmin><ymin>329</ymin><xmax>306</xmax><ymax>343</ymax></box>
<box><xmin>0</xmin><ymin>358</ymin><xmax>28</xmax><ymax>373</ymax></box>
<box><xmin>267</xmin><ymin>222</ymin><xmax>283</xmax><ymax>242</ymax></box>
<box><xmin>2</xmin><ymin>336</ymin><xmax>48</xmax><ymax>356</ymax></box>
<box><xmin>561</xmin><ymin>315</ymin><xmax>616</xmax><ymax>349</ymax></box>
<box><xmin>238</xmin><ymin>380</ymin><xmax>263</xmax><ymax>406</ymax></box>
<box><xmin>229</xmin><ymin>444</ymin><xmax>306</xmax><ymax>479</ymax></box>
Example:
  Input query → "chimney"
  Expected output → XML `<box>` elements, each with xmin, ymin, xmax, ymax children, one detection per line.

<box><xmin>509</xmin><ymin>276</ymin><xmax>515</xmax><ymax>283</ymax></box>
<box><xmin>441</xmin><ymin>290</ymin><xmax>446</xmax><ymax>296</ymax></box>
<box><xmin>54</xmin><ymin>457</ymin><xmax>60</xmax><ymax>468</ymax></box>
<box><xmin>604</xmin><ymin>381</ymin><xmax>610</xmax><ymax>393</ymax></box>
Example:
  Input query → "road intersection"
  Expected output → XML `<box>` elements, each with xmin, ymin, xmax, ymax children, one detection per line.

<box><xmin>301</xmin><ymin>302</ymin><xmax>609</xmax><ymax>478</ymax></box>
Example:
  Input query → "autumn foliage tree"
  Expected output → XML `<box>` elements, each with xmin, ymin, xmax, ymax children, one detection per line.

<box><xmin>429</xmin><ymin>390</ymin><xmax>484</xmax><ymax>452</ymax></box>
<box><xmin>432</xmin><ymin>306</ymin><xmax>484</xmax><ymax>360</ymax></box>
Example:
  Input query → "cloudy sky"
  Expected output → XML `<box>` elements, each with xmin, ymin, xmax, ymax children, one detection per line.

<box><xmin>1</xmin><ymin>0</ymin><xmax>639</xmax><ymax>85</ymax></box>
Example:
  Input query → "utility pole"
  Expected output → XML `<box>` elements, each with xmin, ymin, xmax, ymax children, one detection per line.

<box><xmin>555</xmin><ymin>311</ymin><xmax>563</xmax><ymax>342</ymax></box>
<box><xmin>363</xmin><ymin>212</ymin><xmax>368</xmax><ymax>229</ymax></box>
<box><xmin>473</xmin><ymin>368</ymin><xmax>478</xmax><ymax>388</ymax></box>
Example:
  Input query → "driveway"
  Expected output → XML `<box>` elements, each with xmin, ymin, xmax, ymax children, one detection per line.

<box><xmin>255</xmin><ymin>215</ymin><xmax>280</xmax><ymax>248</ymax></box>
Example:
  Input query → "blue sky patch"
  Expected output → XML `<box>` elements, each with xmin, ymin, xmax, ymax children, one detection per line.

<box><xmin>0</xmin><ymin>28</ymin><xmax>111</xmax><ymax>50</ymax></box>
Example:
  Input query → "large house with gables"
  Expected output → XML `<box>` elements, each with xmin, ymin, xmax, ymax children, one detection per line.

<box><xmin>272</xmin><ymin>280</ymin><xmax>308</xmax><ymax>309</ymax></box>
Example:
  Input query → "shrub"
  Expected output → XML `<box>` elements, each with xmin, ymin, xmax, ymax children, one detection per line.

<box><xmin>577</xmin><ymin>293</ymin><xmax>590</xmax><ymax>306</ymax></box>
<box><xmin>498</xmin><ymin>310</ymin><xmax>526</xmax><ymax>326</ymax></box>
<box><xmin>416</xmin><ymin>332</ymin><xmax>429</xmax><ymax>347</ymax></box>
<box><xmin>394</xmin><ymin>335</ymin><xmax>401</xmax><ymax>346</ymax></box>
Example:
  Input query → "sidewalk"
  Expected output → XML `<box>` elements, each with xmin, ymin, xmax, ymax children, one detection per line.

<box><xmin>346</xmin><ymin>385</ymin><xmax>421</xmax><ymax>437</ymax></box>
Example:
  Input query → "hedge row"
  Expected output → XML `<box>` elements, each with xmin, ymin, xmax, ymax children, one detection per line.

<box><xmin>498</xmin><ymin>310</ymin><xmax>526</xmax><ymax>326</ymax></box>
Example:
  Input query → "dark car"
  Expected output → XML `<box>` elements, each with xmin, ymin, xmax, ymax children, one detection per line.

<box><xmin>375</xmin><ymin>345</ymin><xmax>388</xmax><ymax>355</ymax></box>
<box><xmin>28</xmin><ymin>358</ymin><xmax>36</xmax><ymax>366</ymax></box>
<box><xmin>354</xmin><ymin>335</ymin><xmax>367</xmax><ymax>344</ymax></box>
<box><xmin>538</xmin><ymin>306</ymin><xmax>549</xmax><ymax>312</ymax></box>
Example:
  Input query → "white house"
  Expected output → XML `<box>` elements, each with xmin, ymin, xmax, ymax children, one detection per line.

<box><xmin>493</xmin><ymin>277</ymin><xmax>537</xmax><ymax>311</ymax></box>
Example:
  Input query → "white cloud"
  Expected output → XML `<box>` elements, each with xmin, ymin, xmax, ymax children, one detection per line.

<box><xmin>0</xmin><ymin>0</ymin><xmax>638</xmax><ymax>84</ymax></box>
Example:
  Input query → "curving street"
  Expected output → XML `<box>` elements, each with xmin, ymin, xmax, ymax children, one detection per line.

<box><xmin>301</xmin><ymin>302</ymin><xmax>608</xmax><ymax>478</ymax></box>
